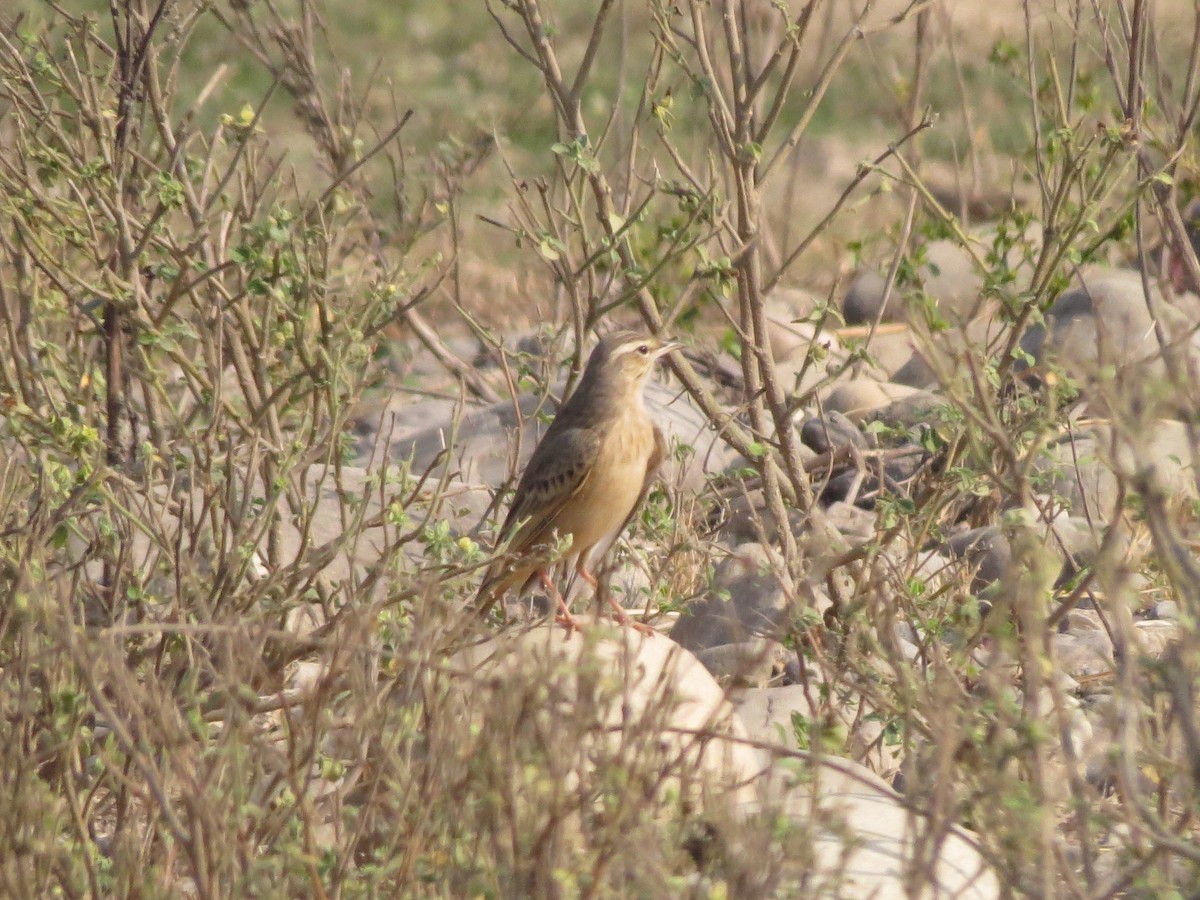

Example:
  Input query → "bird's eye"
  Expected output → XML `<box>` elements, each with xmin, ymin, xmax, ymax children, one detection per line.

<box><xmin>637</xmin><ymin>344</ymin><xmax>649</xmax><ymax>355</ymax></box>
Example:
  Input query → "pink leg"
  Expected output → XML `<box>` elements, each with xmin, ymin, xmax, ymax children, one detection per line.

<box><xmin>578</xmin><ymin>566</ymin><xmax>654</xmax><ymax>636</ymax></box>
<box><xmin>538</xmin><ymin>569</ymin><xmax>582</xmax><ymax>634</ymax></box>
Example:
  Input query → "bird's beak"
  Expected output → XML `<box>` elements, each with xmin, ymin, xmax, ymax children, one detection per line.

<box><xmin>655</xmin><ymin>340</ymin><xmax>682</xmax><ymax>358</ymax></box>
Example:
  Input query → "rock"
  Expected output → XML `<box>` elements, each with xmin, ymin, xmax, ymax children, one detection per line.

<box><xmin>389</xmin><ymin>377</ymin><xmax>732</xmax><ymax>493</ymax></box>
<box><xmin>770</xmin><ymin>286</ymin><xmax>822</xmax><ymax>320</ymax></box>
<box><xmin>847</xmin><ymin>237</ymin><xmax>1016</xmax><ymax>330</ymax></box>
<box><xmin>842</xmin><ymin>268</ymin><xmax>896</xmax><ymax>325</ymax></box>
<box><xmin>890</xmin><ymin>315</ymin><xmax>1007</xmax><ymax>389</ymax></box>
<box><xmin>1035</xmin><ymin>419</ymin><xmax>1198</xmax><ymax>519</ymax></box>
<box><xmin>772</xmin><ymin>321</ymin><xmax>888</xmax><ymax>396</ymax></box>
<box><xmin>921</xmin><ymin>238</ymin><xmax>988</xmax><ymax>322</ymax></box>
<box><xmin>1153</xmin><ymin>600</ymin><xmax>1180</xmax><ymax>620</ymax></box>
<box><xmin>735</xmin><ymin>683</ymin><xmax>902</xmax><ymax>774</ymax></box>
<box><xmin>1052</xmin><ymin>631</ymin><xmax>1114</xmax><ymax>680</ymax></box>
<box><xmin>670</xmin><ymin>543</ymin><xmax>791</xmax><ymax>651</ymax></box>
<box><xmin>821</xmin><ymin>379</ymin><xmax>927</xmax><ymax>422</ymax></box>
<box><xmin>823</xmin><ymin>501</ymin><xmax>876</xmax><ymax>545</ymax></box>
<box><xmin>747</xmin><ymin>758</ymin><xmax>1000</xmax><ymax>899</ymax></box>
<box><xmin>456</xmin><ymin>623</ymin><xmax>768</xmax><ymax>805</ymax></box>
<box><xmin>945</xmin><ymin>526</ymin><xmax>1012</xmax><ymax>591</ymax></box>
<box><xmin>1133</xmin><ymin>619</ymin><xmax>1179</xmax><ymax>658</ymax></box>
<box><xmin>695</xmin><ymin>639</ymin><xmax>785</xmax><ymax>687</ymax></box>
<box><xmin>1020</xmin><ymin>270</ymin><xmax>1200</xmax><ymax>389</ymax></box>
<box><xmin>766</xmin><ymin>294</ymin><xmax>822</xmax><ymax>361</ymax></box>
<box><xmin>799</xmin><ymin>410</ymin><xmax>865</xmax><ymax>454</ymax></box>
<box><xmin>943</xmin><ymin>513</ymin><xmax>1145</xmax><ymax>593</ymax></box>
<box><xmin>856</xmin><ymin>326</ymin><xmax>923</xmax><ymax>379</ymax></box>
<box><xmin>869</xmin><ymin>389</ymin><xmax>949</xmax><ymax>430</ymax></box>
<box><xmin>717</xmin><ymin>490</ymin><xmax>799</xmax><ymax>545</ymax></box>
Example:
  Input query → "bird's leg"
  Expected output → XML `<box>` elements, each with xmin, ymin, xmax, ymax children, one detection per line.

<box><xmin>538</xmin><ymin>569</ymin><xmax>582</xmax><ymax>634</ymax></box>
<box><xmin>578</xmin><ymin>566</ymin><xmax>654</xmax><ymax>636</ymax></box>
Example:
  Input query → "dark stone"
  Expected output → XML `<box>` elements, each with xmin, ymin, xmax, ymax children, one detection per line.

<box><xmin>799</xmin><ymin>410</ymin><xmax>865</xmax><ymax>454</ymax></box>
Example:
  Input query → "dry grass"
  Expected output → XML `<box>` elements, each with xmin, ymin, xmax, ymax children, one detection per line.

<box><xmin>2</xmin><ymin>0</ymin><xmax>1200</xmax><ymax>896</ymax></box>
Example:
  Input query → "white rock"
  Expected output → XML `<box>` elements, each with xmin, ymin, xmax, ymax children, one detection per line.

<box><xmin>457</xmin><ymin>624</ymin><xmax>768</xmax><ymax>804</ymax></box>
<box><xmin>748</xmin><ymin>759</ymin><xmax>1000</xmax><ymax>899</ymax></box>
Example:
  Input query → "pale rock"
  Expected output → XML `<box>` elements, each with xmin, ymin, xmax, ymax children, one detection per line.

<box><xmin>747</xmin><ymin>758</ymin><xmax>1000</xmax><ymax>899</ymax></box>
<box><xmin>1133</xmin><ymin>619</ymin><xmax>1179</xmax><ymax>659</ymax></box>
<box><xmin>821</xmin><ymin>379</ymin><xmax>927</xmax><ymax>422</ymax></box>
<box><xmin>695</xmin><ymin>639</ymin><xmax>786</xmax><ymax>688</ymax></box>
<box><xmin>456</xmin><ymin>624</ymin><xmax>769</xmax><ymax>804</ymax></box>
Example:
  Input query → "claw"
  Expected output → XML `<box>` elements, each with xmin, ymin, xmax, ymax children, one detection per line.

<box><xmin>606</xmin><ymin>593</ymin><xmax>654</xmax><ymax>637</ymax></box>
<box><xmin>540</xmin><ymin>568</ymin><xmax>583</xmax><ymax>638</ymax></box>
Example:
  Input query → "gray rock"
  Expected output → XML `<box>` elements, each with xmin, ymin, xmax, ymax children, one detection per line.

<box><xmin>869</xmin><ymin>390</ymin><xmax>949</xmax><ymax>430</ymax></box>
<box><xmin>858</xmin><ymin>327</ymin><xmax>922</xmax><ymax>379</ymax></box>
<box><xmin>386</xmin><ymin>377</ymin><xmax>732</xmax><ymax>493</ymax></box>
<box><xmin>1019</xmin><ymin>270</ymin><xmax>1200</xmax><ymax>390</ymax></box>
<box><xmin>945</xmin><ymin>526</ymin><xmax>1012</xmax><ymax>591</ymax></box>
<box><xmin>716</xmin><ymin>490</ymin><xmax>806</xmax><ymax>545</ymax></box>
<box><xmin>921</xmin><ymin>238</ymin><xmax>988</xmax><ymax>322</ymax></box>
<box><xmin>695</xmin><ymin>639</ymin><xmax>786</xmax><ymax>688</ymax></box>
<box><xmin>456</xmin><ymin>624</ymin><xmax>768</xmax><ymax>806</ymax></box>
<box><xmin>943</xmin><ymin>514</ymin><xmax>1142</xmax><ymax>593</ymax></box>
<box><xmin>670</xmin><ymin>543</ymin><xmax>791</xmax><ymax>652</ymax></box>
<box><xmin>1134</xmin><ymin>619</ymin><xmax>1179</xmax><ymax>658</ymax></box>
<box><xmin>734</xmin><ymin>683</ymin><xmax>902</xmax><ymax>774</ymax></box>
<box><xmin>1034</xmin><ymin>419</ymin><xmax>1198</xmax><ymax>519</ymax></box>
<box><xmin>799</xmin><ymin>410</ymin><xmax>865</xmax><ymax>453</ymax></box>
<box><xmin>842</xmin><ymin>268</ymin><xmax>895</xmax><ymax>325</ymax></box>
<box><xmin>1052</xmin><ymin>630</ymin><xmax>1114</xmax><ymax>680</ymax></box>
<box><xmin>823</xmin><ymin>501</ymin><xmax>876</xmax><ymax>544</ymax></box>
<box><xmin>821</xmin><ymin>379</ymin><xmax>928</xmax><ymax>422</ymax></box>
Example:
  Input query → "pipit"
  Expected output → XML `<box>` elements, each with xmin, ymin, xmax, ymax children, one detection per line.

<box><xmin>475</xmin><ymin>330</ymin><xmax>680</xmax><ymax>633</ymax></box>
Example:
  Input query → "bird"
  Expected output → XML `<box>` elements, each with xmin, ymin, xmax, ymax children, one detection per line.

<box><xmin>475</xmin><ymin>330</ymin><xmax>680</xmax><ymax>633</ymax></box>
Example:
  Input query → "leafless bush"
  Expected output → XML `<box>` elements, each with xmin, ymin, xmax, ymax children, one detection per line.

<box><xmin>3</xmin><ymin>0</ymin><xmax>1200</xmax><ymax>895</ymax></box>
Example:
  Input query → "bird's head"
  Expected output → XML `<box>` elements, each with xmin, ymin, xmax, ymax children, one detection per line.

<box><xmin>588</xmin><ymin>330</ymin><xmax>680</xmax><ymax>392</ymax></box>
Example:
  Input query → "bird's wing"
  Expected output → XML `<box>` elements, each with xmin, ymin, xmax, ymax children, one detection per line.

<box><xmin>497</xmin><ymin>426</ymin><xmax>600</xmax><ymax>551</ymax></box>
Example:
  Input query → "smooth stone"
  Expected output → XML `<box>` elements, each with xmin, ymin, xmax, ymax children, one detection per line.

<box><xmin>695</xmin><ymin>639</ymin><xmax>786</xmax><ymax>688</ymax></box>
<box><xmin>391</xmin><ymin>377</ymin><xmax>732</xmax><ymax>492</ymax></box>
<box><xmin>748</xmin><ymin>759</ymin><xmax>1000</xmax><ymax>899</ymax></box>
<box><xmin>1153</xmin><ymin>600</ymin><xmax>1180</xmax><ymax>620</ymax></box>
<box><xmin>773</xmin><ymin>322</ymin><xmax>889</xmax><ymax>397</ymax></box>
<box><xmin>853</xmin><ymin>326</ymin><xmax>923</xmax><ymax>379</ymax></box>
<box><xmin>716</xmin><ymin>490</ymin><xmax>807</xmax><ymax>545</ymax></box>
<box><xmin>1052</xmin><ymin>631</ymin><xmax>1114</xmax><ymax>680</ymax></box>
<box><xmin>889</xmin><ymin>315</ymin><xmax>1007</xmax><ymax>389</ymax></box>
<box><xmin>735</xmin><ymin>683</ymin><xmax>902</xmax><ymax>775</ymax></box>
<box><xmin>920</xmin><ymin>238</ymin><xmax>988</xmax><ymax>322</ymax></box>
<box><xmin>670</xmin><ymin>543</ymin><xmax>790</xmax><ymax>651</ymax></box>
<box><xmin>1035</xmin><ymin>419</ymin><xmax>1198</xmax><ymax>519</ymax></box>
<box><xmin>821</xmin><ymin>379</ymin><xmax>926</xmax><ymax>422</ymax></box>
<box><xmin>842</xmin><ymin>268</ymin><xmax>896</xmax><ymax>325</ymax></box>
<box><xmin>456</xmin><ymin>623</ymin><xmax>767</xmax><ymax>805</ymax></box>
<box><xmin>823</xmin><ymin>501</ymin><xmax>876</xmax><ymax>545</ymax></box>
<box><xmin>766</xmin><ymin>295</ymin><xmax>824</xmax><ymax>361</ymax></box>
<box><xmin>944</xmin><ymin>526</ymin><xmax>1012</xmax><ymax>591</ymax></box>
<box><xmin>943</xmin><ymin>514</ymin><xmax>1144</xmax><ymax>592</ymax></box>
<box><xmin>770</xmin><ymin>286</ymin><xmax>822</xmax><ymax>320</ymax></box>
<box><xmin>1133</xmin><ymin>619</ymin><xmax>1179</xmax><ymax>658</ymax></box>
<box><xmin>868</xmin><ymin>390</ymin><xmax>949</xmax><ymax>430</ymax></box>
<box><xmin>1019</xmin><ymin>269</ymin><xmax>1199</xmax><ymax>385</ymax></box>
<box><xmin>799</xmin><ymin>410</ymin><xmax>866</xmax><ymax>453</ymax></box>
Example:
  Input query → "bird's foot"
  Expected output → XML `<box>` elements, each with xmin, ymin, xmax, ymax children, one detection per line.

<box><xmin>606</xmin><ymin>597</ymin><xmax>655</xmax><ymax>637</ymax></box>
<box><xmin>554</xmin><ymin>609</ymin><xmax>584</xmax><ymax>635</ymax></box>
